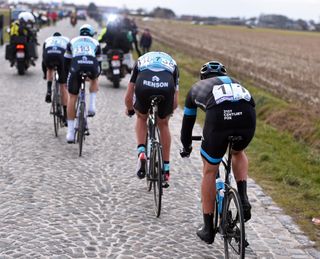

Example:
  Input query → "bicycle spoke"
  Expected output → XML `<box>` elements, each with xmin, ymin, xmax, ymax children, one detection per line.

<box><xmin>152</xmin><ymin>143</ymin><xmax>162</xmax><ymax>217</ymax></box>
<box><xmin>223</xmin><ymin>188</ymin><xmax>245</xmax><ymax>259</ymax></box>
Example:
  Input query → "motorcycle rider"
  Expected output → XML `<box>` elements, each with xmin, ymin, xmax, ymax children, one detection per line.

<box><xmin>64</xmin><ymin>24</ymin><xmax>102</xmax><ymax>143</ymax></box>
<box><xmin>9</xmin><ymin>11</ymin><xmax>38</xmax><ymax>66</ymax></box>
<box><xmin>42</xmin><ymin>32</ymin><xmax>70</xmax><ymax>125</ymax></box>
<box><xmin>98</xmin><ymin>15</ymin><xmax>134</xmax><ymax>72</ymax></box>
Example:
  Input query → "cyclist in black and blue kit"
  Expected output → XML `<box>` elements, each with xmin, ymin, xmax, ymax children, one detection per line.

<box><xmin>125</xmin><ymin>51</ymin><xmax>179</xmax><ymax>188</ymax></box>
<box><xmin>64</xmin><ymin>24</ymin><xmax>102</xmax><ymax>143</ymax></box>
<box><xmin>42</xmin><ymin>32</ymin><xmax>70</xmax><ymax>124</ymax></box>
<box><xmin>180</xmin><ymin>61</ymin><xmax>256</xmax><ymax>244</ymax></box>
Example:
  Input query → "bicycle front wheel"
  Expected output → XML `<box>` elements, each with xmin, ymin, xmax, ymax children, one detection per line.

<box><xmin>77</xmin><ymin>102</ymin><xmax>85</xmax><ymax>157</ymax></box>
<box><xmin>52</xmin><ymin>82</ymin><xmax>60</xmax><ymax>137</ymax></box>
<box><xmin>223</xmin><ymin>187</ymin><xmax>245</xmax><ymax>259</ymax></box>
<box><xmin>150</xmin><ymin>142</ymin><xmax>162</xmax><ymax>217</ymax></box>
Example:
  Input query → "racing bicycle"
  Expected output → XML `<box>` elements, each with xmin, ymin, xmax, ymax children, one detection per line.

<box><xmin>50</xmin><ymin>67</ymin><xmax>64</xmax><ymax>137</ymax></box>
<box><xmin>74</xmin><ymin>72</ymin><xmax>90</xmax><ymax>156</ymax></box>
<box><xmin>192</xmin><ymin>135</ymin><xmax>246</xmax><ymax>259</ymax></box>
<box><xmin>145</xmin><ymin>95</ymin><xmax>165</xmax><ymax>217</ymax></box>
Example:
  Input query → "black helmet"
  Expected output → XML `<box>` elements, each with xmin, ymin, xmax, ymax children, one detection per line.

<box><xmin>200</xmin><ymin>61</ymin><xmax>227</xmax><ymax>80</ymax></box>
<box><xmin>53</xmin><ymin>32</ymin><xmax>61</xmax><ymax>37</ymax></box>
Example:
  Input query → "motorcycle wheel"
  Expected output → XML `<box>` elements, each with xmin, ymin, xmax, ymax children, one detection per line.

<box><xmin>113</xmin><ymin>76</ymin><xmax>120</xmax><ymax>88</ymax></box>
<box><xmin>17</xmin><ymin>60</ymin><xmax>25</xmax><ymax>75</ymax></box>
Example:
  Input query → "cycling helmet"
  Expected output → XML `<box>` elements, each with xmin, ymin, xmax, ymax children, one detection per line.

<box><xmin>18</xmin><ymin>12</ymin><xmax>35</xmax><ymax>23</ymax></box>
<box><xmin>53</xmin><ymin>32</ymin><xmax>61</xmax><ymax>37</ymax></box>
<box><xmin>79</xmin><ymin>24</ymin><xmax>95</xmax><ymax>37</ymax></box>
<box><xmin>200</xmin><ymin>61</ymin><xmax>227</xmax><ymax>80</ymax></box>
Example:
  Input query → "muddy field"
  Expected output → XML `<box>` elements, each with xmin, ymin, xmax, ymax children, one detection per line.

<box><xmin>137</xmin><ymin>18</ymin><xmax>320</xmax><ymax>107</ymax></box>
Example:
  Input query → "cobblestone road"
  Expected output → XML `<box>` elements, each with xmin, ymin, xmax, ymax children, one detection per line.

<box><xmin>0</xmin><ymin>19</ymin><xmax>319</xmax><ymax>259</ymax></box>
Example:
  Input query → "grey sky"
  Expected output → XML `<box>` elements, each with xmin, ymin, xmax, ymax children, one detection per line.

<box><xmin>76</xmin><ymin>0</ymin><xmax>320</xmax><ymax>21</ymax></box>
<box><xmin>20</xmin><ymin>0</ymin><xmax>319</xmax><ymax>21</ymax></box>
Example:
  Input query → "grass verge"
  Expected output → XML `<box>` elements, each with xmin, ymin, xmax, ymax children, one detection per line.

<box><xmin>149</xmin><ymin>40</ymin><xmax>320</xmax><ymax>249</ymax></box>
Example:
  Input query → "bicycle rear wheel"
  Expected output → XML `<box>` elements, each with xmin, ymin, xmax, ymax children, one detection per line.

<box><xmin>52</xmin><ymin>82</ymin><xmax>60</xmax><ymax>137</ymax></box>
<box><xmin>145</xmin><ymin>133</ymin><xmax>152</xmax><ymax>192</ymax></box>
<box><xmin>77</xmin><ymin>102</ymin><xmax>85</xmax><ymax>157</ymax></box>
<box><xmin>223</xmin><ymin>187</ymin><xmax>245</xmax><ymax>259</ymax></box>
<box><xmin>150</xmin><ymin>142</ymin><xmax>162</xmax><ymax>217</ymax></box>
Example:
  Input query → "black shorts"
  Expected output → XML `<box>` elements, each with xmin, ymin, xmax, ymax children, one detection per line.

<box><xmin>134</xmin><ymin>70</ymin><xmax>175</xmax><ymax>119</ymax></box>
<box><xmin>43</xmin><ymin>52</ymin><xmax>66</xmax><ymax>84</ymax></box>
<box><xmin>67</xmin><ymin>56</ymin><xmax>100</xmax><ymax>95</ymax></box>
<box><xmin>201</xmin><ymin>100</ymin><xmax>256</xmax><ymax>165</ymax></box>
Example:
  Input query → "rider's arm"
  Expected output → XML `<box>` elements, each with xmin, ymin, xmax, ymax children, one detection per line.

<box><xmin>95</xmin><ymin>44</ymin><xmax>102</xmax><ymax>73</ymax></box>
<box><xmin>98</xmin><ymin>27</ymin><xmax>107</xmax><ymax>43</ymax></box>
<box><xmin>180</xmin><ymin>89</ymin><xmax>197</xmax><ymax>151</ymax></box>
<box><xmin>64</xmin><ymin>42</ymin><xmax>72</xmax><ymax>74</ymax></box>
<box><xmin>125</xmin><ymin>64</ymin><xmax>138</xmax><ymax>111</ymax></box>
<box><xmin>173</xmin><ymin>66</ymin><xmax>180</xmax><ymax>110</ymax></box>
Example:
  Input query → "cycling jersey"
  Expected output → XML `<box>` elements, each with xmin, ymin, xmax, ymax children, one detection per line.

<box><xmin>64</xmin><ymin>36</ymin><xmax>102</xmax><ymax>61</ymax></box>
<box><xmin>43</xmin><ymin>36</ymin><xmax>70</xmax><ymax>84</ymax></box>
<box><xmin>136</xmin><ymin>51</ymin><xmax>177</xmax><ymax>74</ymax></box>
<box><xmin>181</xmin><ymin>76</ymin><xmax>256</xmax><ymax>165</ymax></box>
<box><xmin>131</xmin><ymin>52</ymin><xmax>179</xmax><ymax>90</ymax></box>
<box><xmin>44</xmin><ymin>36</ymin><xmax>69</xmax><ymax>53</ymax></box>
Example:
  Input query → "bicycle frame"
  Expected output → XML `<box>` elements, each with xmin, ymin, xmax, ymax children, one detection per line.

<box><xmin>74</xmin><ymin>73</ymin><xmax>88</xmax><ymax>156</ymax></box>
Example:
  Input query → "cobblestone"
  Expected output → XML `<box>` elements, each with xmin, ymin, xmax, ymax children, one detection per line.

<box><xmin>0</xmin><ymin>19</ymin><xmax>319</xmax><ymax>258</ymax></box>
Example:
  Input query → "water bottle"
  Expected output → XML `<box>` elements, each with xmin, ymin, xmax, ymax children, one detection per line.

<box><xmin>216</xmin><ymin>177</ymin><xmax>225</xmax><ymax>215</ymax></box>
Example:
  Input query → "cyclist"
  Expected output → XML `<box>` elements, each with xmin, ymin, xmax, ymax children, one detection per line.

<box><xmin>124</xmin><ymin>51</ymin><xmax>179</xmax><ymax>188</ymax></box>
<box><xmin>180</xmin><ymin>61</ymin><xmax>256</xmax><ymax>244</ymax></box>
<box><xmin>42</xmin><ymin>32</ymin><xmax>69</xmax><ymax>125</ymax></box>
<box><xmin>64</xmin><ymin>24</ymin><xmax>102</xmax><ymax>143</ymax></box>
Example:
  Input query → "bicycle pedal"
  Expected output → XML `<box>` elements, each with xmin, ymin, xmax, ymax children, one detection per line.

<box><xmin>244</xmin><ymin>239</ymin><xmax>249</xmax><ymax>247</ymax></box>
<box><xmin>85</xmin><ymin>130</ymin><xmax>90</xmax><ymax>136</ymax></box>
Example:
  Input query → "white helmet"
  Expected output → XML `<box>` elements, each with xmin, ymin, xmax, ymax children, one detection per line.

<box><xmin>18</xmin><ymin>12</ymin><xmax>35</xmax><ymax>23</ymax></box>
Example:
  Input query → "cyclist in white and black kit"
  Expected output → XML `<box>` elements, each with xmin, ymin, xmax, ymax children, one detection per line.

<box><xmin>42</xmin><ymin>32</ymin><xmax>69</xmax><ymax>124</ymax></box>
<box><xmin>64</xmin><ymin>24</ymin><xmax>102</xmax><ymax>143</ymax></box>
<box><xmin>180</xmin><ymin>61</ymin><xmax>256</xmax><ymax>244</ymax></box>
<box><xmin>125</xmin><ymin>51</ymin><xmax>179</xmax><ymax>188</ymax></box>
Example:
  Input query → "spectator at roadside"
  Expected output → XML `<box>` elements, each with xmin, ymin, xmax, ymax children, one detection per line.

<box><xmin>0</xmin><ymin>14</ymin><xmax>3</xmax><ymax>45</ymax></box>
<box><xmin>140</xmin><ymin>28</ymin><xmax>152</xmax><ymax>54</ymax></box>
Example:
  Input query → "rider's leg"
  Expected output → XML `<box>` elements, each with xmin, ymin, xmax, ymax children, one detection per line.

<box><xmin>88</xmin><ymin>78</ymin><xmax>99</xmax><ymax>116</ymax></box>
<box><xmin>135</xmin><ymin>111</ymin><xmax>148</xmax><ymax>179</ymax></box>
<box><xmin>157</xmin><ymin>116</ymin><xmax>171</xmax><ymax>186</ymax></box>
<box><xmin>197</xmin><ymin>159</ymin><xmax>219</xmax><ymax>244</ymax></box>
<box><xmin>60</xmin><ymin>83</ymin><xmax>68</xmax><ymax>125</ymax></box>
<box><xmin>45</xmin><ymin>68</ymin><xmax>54</xmax><ymax>103</ymax></box>
<box><xmin>66</xmin><ymin>93</ymin><xmax>77</xmax><ymax>143</ymax></box>
<box><xmin>232</xmin><ymin>150</ymin><xmax>251</xmax><ymax>221</ymax></box>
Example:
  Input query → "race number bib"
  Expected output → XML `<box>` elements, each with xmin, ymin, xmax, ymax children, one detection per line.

<box><xmin>73</xmin><ymin>45</ymin><xmax>94</xmax><ymax>56</ymax></box>
<box><xmin>212</xmin><ymin>83</ymin><xmax>251</xmax><ymax>104</ymax></box>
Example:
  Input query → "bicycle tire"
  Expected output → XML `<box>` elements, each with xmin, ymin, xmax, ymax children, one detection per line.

<box><xmin>223</xmin><ymin>187</ymin><xmax>245</xmax><ymax>259</ymax></box>
<box><xmin>78</xmin><ymin>102</ymin><xmax>85</xmax><ymax>157</ymax></box>
<box><xmin>213</xmin><ymin>196</ymin><xmax>220</xmax><ymax>235</ymax></box>
<box><xmin>145</xmin><ymin>131</ymin><xmax>152</xmax><ymax>192</ymax></box>
<box><xmin>52</xmin><ymin>82</ymin><xmax>60</xmax><ymax>137</ymax></box>
<box><xmin>151</xmin><ymin>142</ymin><xmax>162</xmax><ymax>217</ymax></box>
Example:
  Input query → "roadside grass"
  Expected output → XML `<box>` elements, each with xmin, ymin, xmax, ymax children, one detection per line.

<box><xmin>150</xmin><ymin>41</ymin><xmax>320</xmax><ymax>249</ymax></box>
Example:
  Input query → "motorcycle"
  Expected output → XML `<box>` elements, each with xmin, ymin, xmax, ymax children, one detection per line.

<box><xmin>101</xmin><ymin>49</ymin><xmax>127</xmax><ymax>88</ymax></box>
<box><xmin>15</xmin><ymin>42</ymin><xmax>29</xmax><ymax>75</ymax></box>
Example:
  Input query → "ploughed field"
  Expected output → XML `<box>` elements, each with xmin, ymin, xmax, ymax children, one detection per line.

<box><xmin>137</xmin><ymin>18</ymin><xmax>320</xmax><ymax>107</ymax></box>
